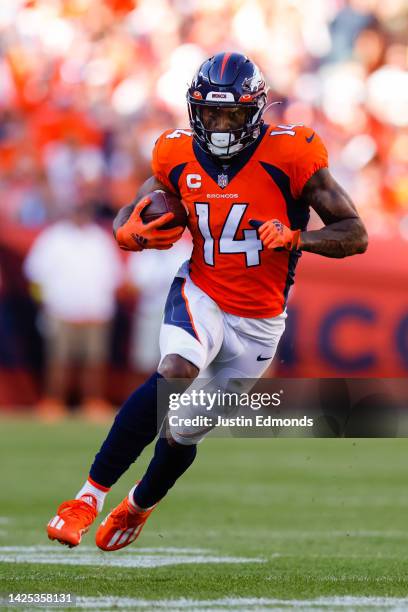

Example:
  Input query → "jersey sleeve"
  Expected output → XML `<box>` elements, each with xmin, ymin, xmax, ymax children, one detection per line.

<box><xmin>151</xmin><ymin>131</ymin><xmax>178</xmax><ymax>195</ymax></box>
<box><xmin>290</xmin><ymin>126</ymin><xmax>328</xmax><ymax>199</ymax></box>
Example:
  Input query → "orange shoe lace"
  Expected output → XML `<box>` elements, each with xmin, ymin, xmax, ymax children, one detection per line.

<box><xmin>111</xmin><ymin>503</ymin><xmax>148</xmax><ymax>530</ymax></box>
<box><xmin>59</xmin><ymin>500</ymin><xmax>97</xmax><ymax>525</ymax></box>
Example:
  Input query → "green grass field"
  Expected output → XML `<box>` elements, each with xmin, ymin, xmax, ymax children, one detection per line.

<box><xmin>1</xmin><ymin>418</ymin><xmax>408</xmax><ymax>611</ymax></box>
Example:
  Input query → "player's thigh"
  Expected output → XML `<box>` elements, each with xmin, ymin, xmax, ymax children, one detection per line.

<box><xmin>209</xmin><ymin>311</ymin><xmax>287</xmax><ymax>383</ymax></box>
<box><xmin>159</xmin><ymin>274</ymin><xmax>224</xmax><ymax>372</ymax></box>
<box><xmin>168</xmin><ymin>311</ymin><xmax>287</xmax><ymax>445</ymax></box>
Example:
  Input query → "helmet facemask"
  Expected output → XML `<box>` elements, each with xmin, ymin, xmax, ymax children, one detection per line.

<box><xmin>187</xmin><ymin>95</ymin><xmax>267</xmax><ymax>160</ymax></box>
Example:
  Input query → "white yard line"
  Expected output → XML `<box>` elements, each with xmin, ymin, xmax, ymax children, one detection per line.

<box><xmin>66</xmin><ymin>595</ymin><xmax>408</xmax><ymax>610</ymax></box>
<box><xmin>0</xmin><ymin>546</ymin><xmax>264</xmax><ymax>568</ymax></box>
<box><xmin>0</xmin><ymin>546</ymin><xmax>208</xmax><ymax>553</ymax></box>
<box><xmin>1</xmin><ymin>595</ymin><xmax>408</xmax><ymax>610</ymax></box>
<box><xmin>1</xmin><ymin>545</ymin><xmax>406</xmax><ymax>564</ymax></box>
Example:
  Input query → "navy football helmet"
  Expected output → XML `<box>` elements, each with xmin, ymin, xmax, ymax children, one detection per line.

<box><xmin>187</xmin><ymin>52</ymin><xmax>268</xmax><ymax>159</ymax></box>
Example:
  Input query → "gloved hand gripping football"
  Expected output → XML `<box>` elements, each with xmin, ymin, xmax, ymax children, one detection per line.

<box><xmin>116</xmin><ymin>197</ymin><xmax>185</xmax><ymax>252</ymax></box>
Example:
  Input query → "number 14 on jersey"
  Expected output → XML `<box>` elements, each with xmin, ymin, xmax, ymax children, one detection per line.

<box><xmin>195</xmin><ymin>202</ymin><xmax>263</xmax><ymax>267</ymax></box>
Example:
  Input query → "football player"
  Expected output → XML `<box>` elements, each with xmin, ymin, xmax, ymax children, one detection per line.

<box><xmin>47</xmin><ymin>52</ymin><xmax>367</xmax><ymax>550</ymax></box>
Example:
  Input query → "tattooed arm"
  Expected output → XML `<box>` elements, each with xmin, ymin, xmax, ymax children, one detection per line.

<box><xmin>299</xmin><ymin>168</ymin><xmax>368</xmax><ymax>258</ymax></box>
<box><xmin>113</xmin><ymin>176</ymin><xmax>172</xmax><ymax>238</ymax></box>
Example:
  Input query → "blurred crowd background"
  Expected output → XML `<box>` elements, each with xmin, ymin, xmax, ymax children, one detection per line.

<box><xmin>0</xmin><ymin>0</ymin><xmax>407</xmax><ymax>417</ymax></box>
<box><xmin>0</xmin><ymin>0</ymin><xmax>407</xmax><ymax>232</ymax></box>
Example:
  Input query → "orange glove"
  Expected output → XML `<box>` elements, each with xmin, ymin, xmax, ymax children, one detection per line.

<box><xmin>250</xmin><ymin>219</ymin><xmax>301</xmax><ymax>251</ymax></box>
<box><xmin>116</xmin><ymin>197</ymin><xmax>185</xmax><ymax>251</ymax></box>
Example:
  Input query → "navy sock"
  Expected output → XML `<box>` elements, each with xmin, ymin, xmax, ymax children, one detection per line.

<box><xmin>133</xmin><ymin>437</ymin><xmax>197</xmax><ymax>508</ymax></box>
<box><xmin>89</xmin><ymin>372</ymin><xmax>168</xmax><ymax>488</ymax></box>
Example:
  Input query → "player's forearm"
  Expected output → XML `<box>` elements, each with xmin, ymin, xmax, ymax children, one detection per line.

<box><xmin>300</xmin><ymin>218</ymin><xmax>368</xmax><ymax>258</ymax></box>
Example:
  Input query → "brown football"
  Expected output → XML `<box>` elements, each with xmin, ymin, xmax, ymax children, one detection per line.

<box><xmin>140</xmin><ymin>190</ymin><xmax>188</xmax><ymax>229</ymax></box>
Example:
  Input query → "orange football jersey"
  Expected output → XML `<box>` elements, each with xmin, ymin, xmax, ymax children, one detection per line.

<box><xmin>152</xmin><ymin>124</ymin><xmax>328</xmax><ymax>318</ymax></box>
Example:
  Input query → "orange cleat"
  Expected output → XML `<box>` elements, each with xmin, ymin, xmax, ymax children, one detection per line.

<box><xmin>95</xmin><ymin>497</ymin><xmax>156</xmax><ymax>551</ymax></box>
<box><xmin>47</xmin><ymin>495</ymin><xmax>98</xmax><ymax>547</ymax></box>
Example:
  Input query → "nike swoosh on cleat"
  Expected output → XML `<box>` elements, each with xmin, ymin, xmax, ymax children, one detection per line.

<box><xmin>306</xmin><ymin>133</ymin><xmax>315</xmax><ymax>143</ymax></box>
<box><xmin>257</xmin><ymin>355</ymin><xmax>273</xmax><ymax>361</ymax></box>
